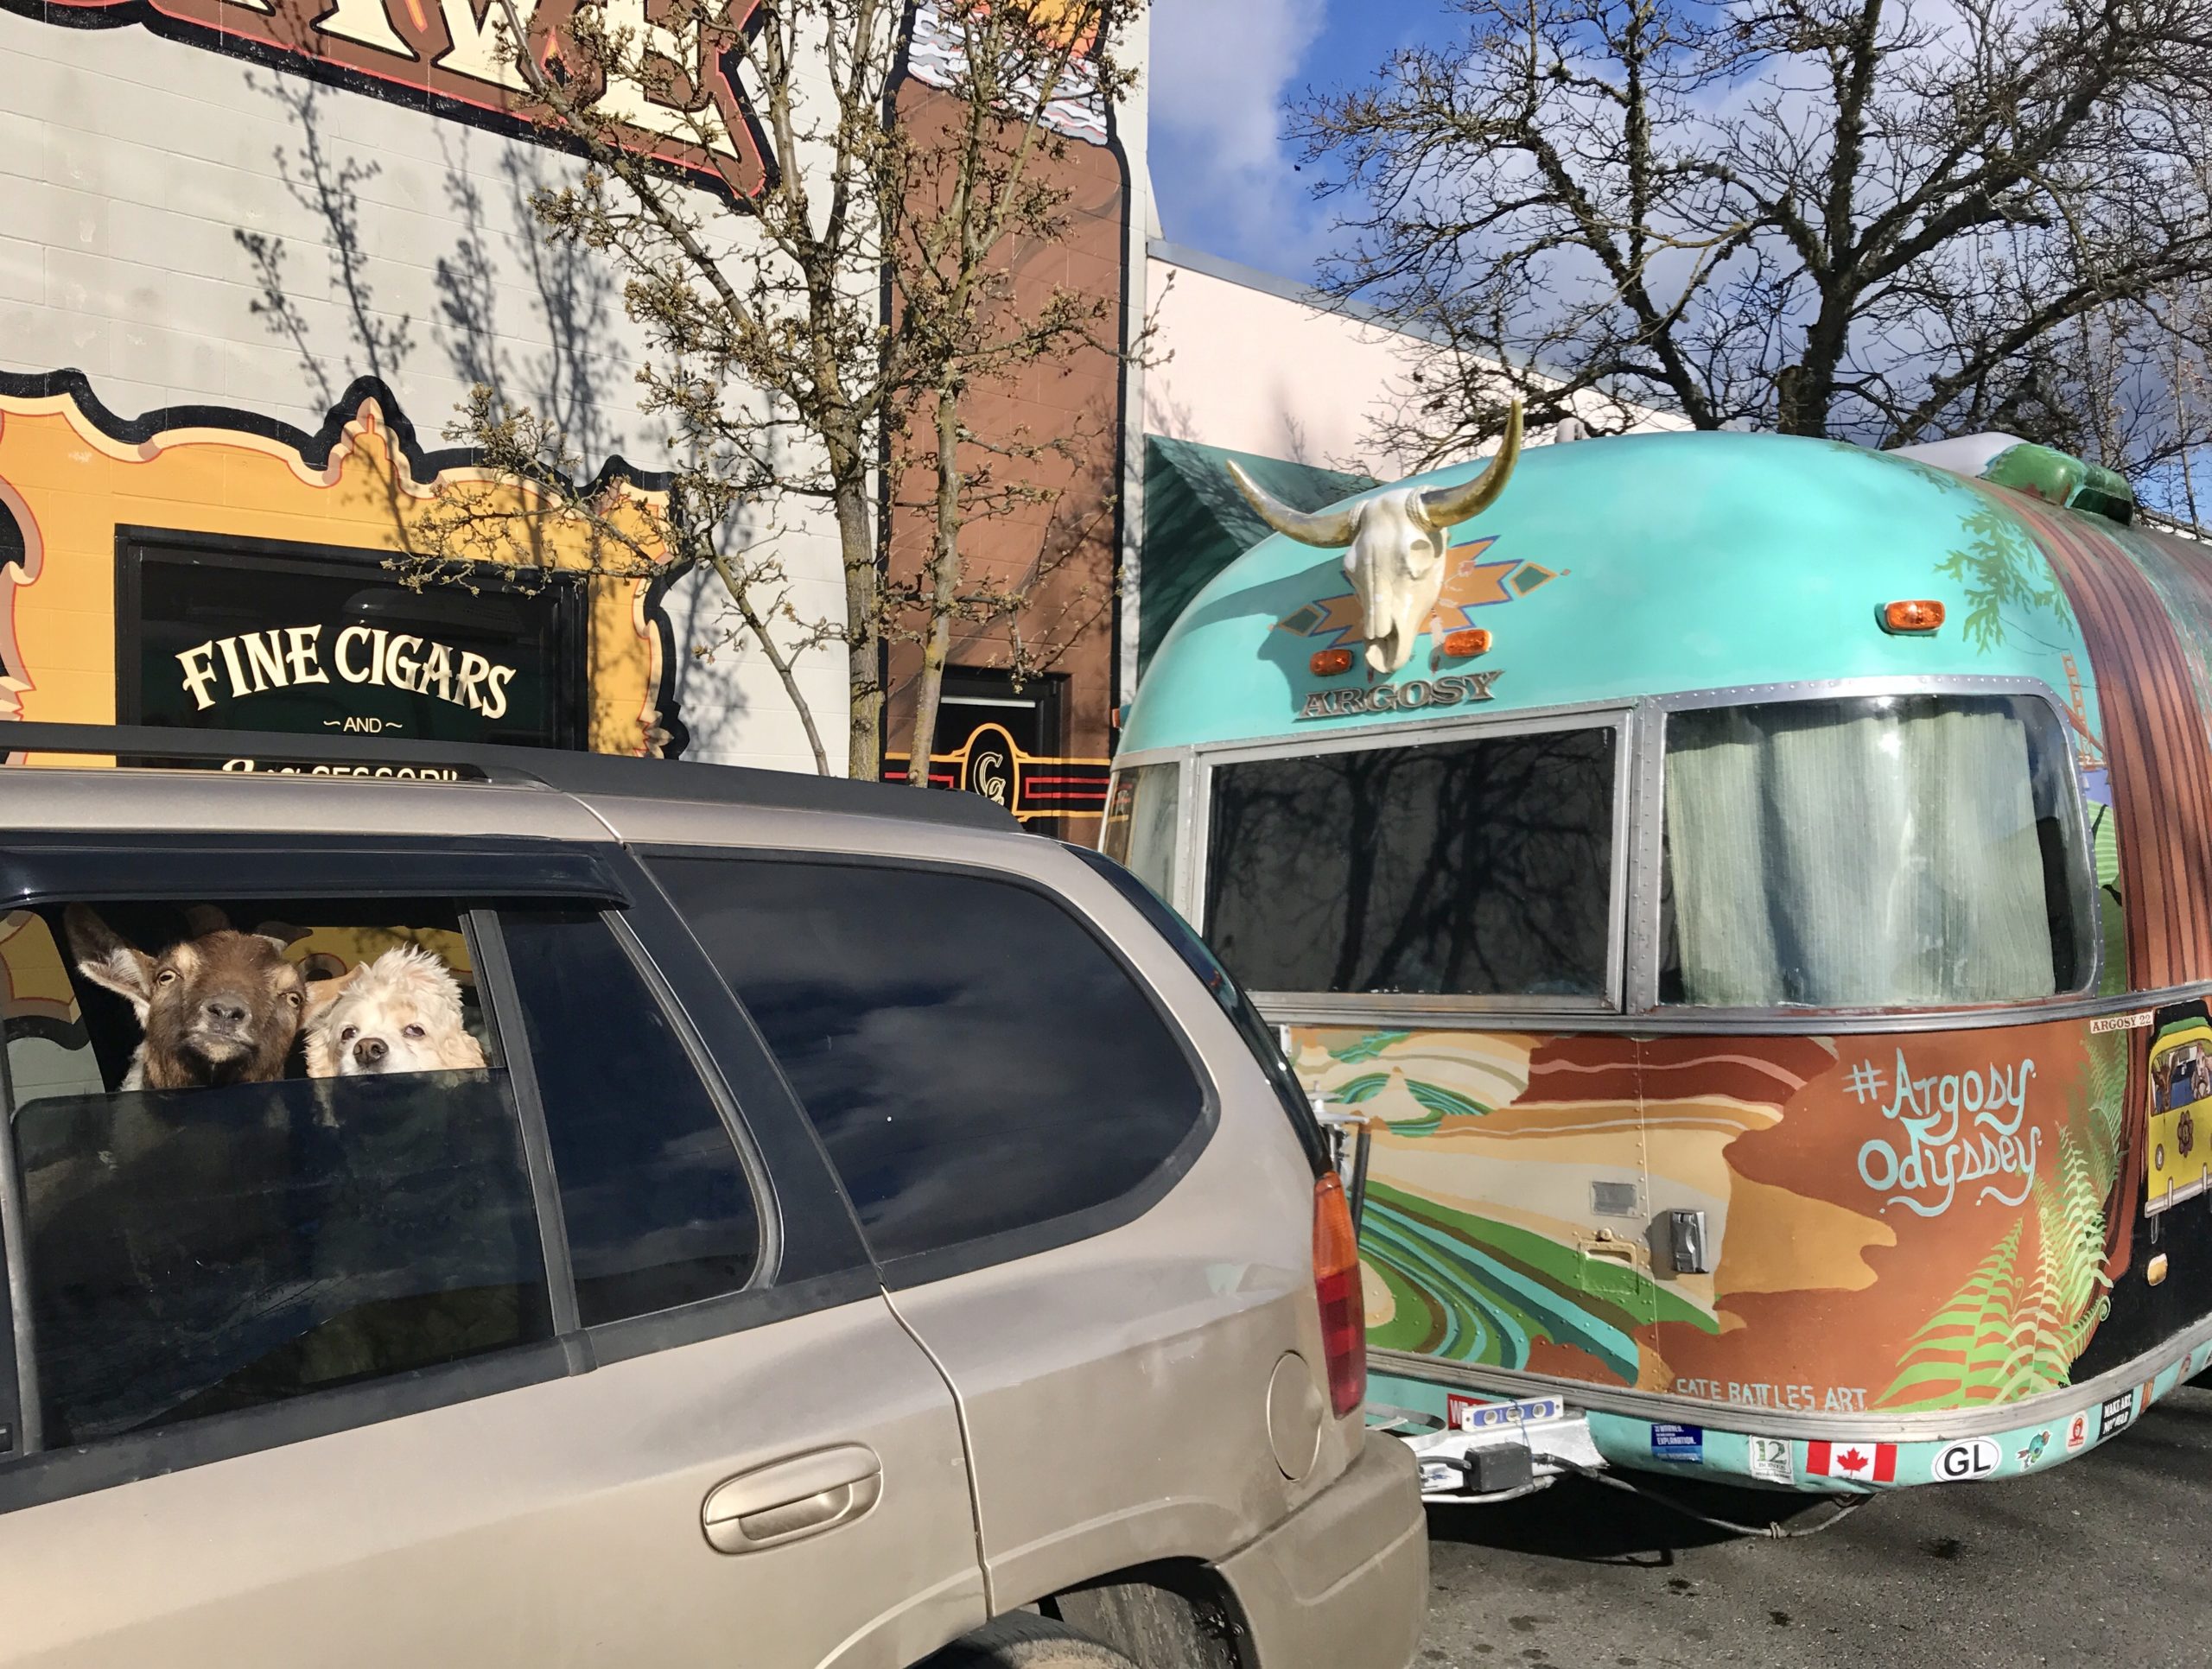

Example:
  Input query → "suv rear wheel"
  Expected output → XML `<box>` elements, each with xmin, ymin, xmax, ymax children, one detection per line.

<box><xmin>927</xmin><ymin>1615</ymin><xmax>1141</xmax><ymax>1669</ymax></box>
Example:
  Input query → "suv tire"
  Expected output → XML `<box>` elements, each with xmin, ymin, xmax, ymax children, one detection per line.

<box><xmin>928</xmin><ymin>1614</ymin><xmax>1142</xmax><ymax>1669</ymax></box>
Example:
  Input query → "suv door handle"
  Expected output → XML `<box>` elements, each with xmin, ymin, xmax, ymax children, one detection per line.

<box><xmin>701</xmin><ymin>1444</ymin><xmax>884</xmax><ymax>1554</ymax></box>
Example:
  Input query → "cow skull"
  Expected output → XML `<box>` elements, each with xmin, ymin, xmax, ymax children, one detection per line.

<box><xmin>1228</xmin><ymin>401</ymin><xmax>1523</xmax><ymax>675</ymax></box>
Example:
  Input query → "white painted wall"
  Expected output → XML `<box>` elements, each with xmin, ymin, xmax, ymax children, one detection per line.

<box><xmin>1142</xmin><ymin>241</ymin><xmax>1683</xmax><ymax>480</ymax></box>
<box><xmin>0</xmin><ymin>13</ymin><xmax>849</xmax><ymax>773</ymax></box>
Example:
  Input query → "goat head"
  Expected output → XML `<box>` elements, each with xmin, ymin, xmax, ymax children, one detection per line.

<box><xmin>64</xmin><ymin>904</ymin><xmax>334</xmax><ymax>1091</ymax></box>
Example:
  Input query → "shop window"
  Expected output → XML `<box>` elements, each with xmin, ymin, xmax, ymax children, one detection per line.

<box><xmin>2</xmin><ymin>901</ymin><xmax>550</xmax><ymax>1449</ymax></box>
<box><xmin>500</xmin><ymin>910</ymin><xmax>762</xmax><ymax>1326</ymax></box>
<box><xmin>650</xmin><ymin>855</ymin><xmax>1205</xmax><ymax>1268</ymax></box>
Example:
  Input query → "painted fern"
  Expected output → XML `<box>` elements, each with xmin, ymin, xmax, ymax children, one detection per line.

<box><xmin>1876</xmin><ymin>1035</ymin><xmax>2124</xmax><ymax>1411</ymax></box>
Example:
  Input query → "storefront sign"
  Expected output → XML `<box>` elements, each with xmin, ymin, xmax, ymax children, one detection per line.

<box><xmin>24</xmin><ymin>0</ymin><xmax>774</xmax><ymax>199</ymax></box>
<box><xmin>176</xmin><ymin>627</ymin><xmax>521</xmax><ymax>720</ymax></box>
<box><xmin>122</xmin><ymin>536</ymin><xmax>586</xmax><ymax>753</ymax></box>
<box><xmin>215</xmin><ymin>758</ymin><xmax>482</xmax><ymax>782</ymax></box>
<box><xmin>1297</xmin><ymin>670</ymin><xmax>1501</xmax><ymax>722</ymax></box>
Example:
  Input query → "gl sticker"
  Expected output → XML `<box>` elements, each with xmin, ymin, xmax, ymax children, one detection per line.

<box><xmin>1933</xmin><ymin>1437</ymin><xmax>2000</xmax><ymax>1482</ymax></box>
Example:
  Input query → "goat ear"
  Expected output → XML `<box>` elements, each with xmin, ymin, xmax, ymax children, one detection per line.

<box><xmin>181</xmin><ymin>904</ymin><xmax>232</xmax><ymax>936</ymax></box>
<box><xmin>303</xmin><ymin>961</ymin><xmax>365</xmax><ymax>1022</ymax></box>
<box><xmin>64</xmin><ymin>904</ymin><xmax>156</xmax><ymax>1018</ymax></box>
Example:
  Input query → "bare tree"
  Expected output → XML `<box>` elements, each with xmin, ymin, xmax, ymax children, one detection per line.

<box><xmin>1293</xmin><ymin>0</ymin><xmax>2212</xmax><ymax>479</ymax></box>
<box><xmin>403</xmin><ymin>0</ymin><xmax>1137</xmax><ymax>777</ymax></box>
<box><xmin>881</xmin><ymin>5</ymin><xmax>1138</xmax><ymax>785</ymax></box>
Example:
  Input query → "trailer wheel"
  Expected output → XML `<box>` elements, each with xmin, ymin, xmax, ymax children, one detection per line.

<box><xmin>925</xmin><ymin>1615</ymin><xmax>1141</xmax><ymax>1669</ymax></box>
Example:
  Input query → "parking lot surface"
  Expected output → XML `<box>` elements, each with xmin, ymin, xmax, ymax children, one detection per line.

<box><xmin>1418</xmin><ymin>1384</ymin><xmax>2212</xmax><ymax>1669</ymax></box>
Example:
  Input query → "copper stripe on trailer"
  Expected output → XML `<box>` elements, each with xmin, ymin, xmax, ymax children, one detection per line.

<box><xmin>2018</xmin><ymin>494</ymin><xmax>2212</xmax><ymax>988</ymax></box>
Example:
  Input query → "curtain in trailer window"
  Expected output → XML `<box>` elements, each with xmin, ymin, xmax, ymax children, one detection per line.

<box><xmin>1662</xmin><ymin>695</ymin><xmax>2092</xmax><ymax>1006</ymax></box>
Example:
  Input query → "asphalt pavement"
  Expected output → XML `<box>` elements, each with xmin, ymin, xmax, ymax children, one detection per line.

<box><xmin>1416</xmin><ymin>1382</ymin><xmax>2212</xmax><ymax>1669</ymax></box>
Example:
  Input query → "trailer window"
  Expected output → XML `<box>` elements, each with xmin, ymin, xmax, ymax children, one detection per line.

<box><xmin>1202</xmin><ymin>727</ymin><xmax>1618</xmax><ymax>999</ymax></box>
<box><xmin>1100</xmin><ymin>762</ymin><xmax>1179</xmax><ymax>900</ymax></box>
<box><xmin>1661</xmin><ymin>694</ymin><xmax>2093</xmax><ymax>1006</ymax></box>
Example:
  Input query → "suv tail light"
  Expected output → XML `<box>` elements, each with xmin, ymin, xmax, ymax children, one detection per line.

<box><xmin>1313</xmin><ymin>1172</ymin><xmax>1366</xmax><ymax>1418</ymax></box>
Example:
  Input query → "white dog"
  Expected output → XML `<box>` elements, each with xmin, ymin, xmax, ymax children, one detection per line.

<box><xmin>304</xmin><ymin>945</ymin><xmax>486</xmax><ymax>1078</ymax></box>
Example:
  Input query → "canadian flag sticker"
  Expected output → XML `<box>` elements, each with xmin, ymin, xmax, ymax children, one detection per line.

<box><xmin>1805</xmin><ymin>1440</ymin><xmax>1897</xmax><ymax>1482</ymax></box>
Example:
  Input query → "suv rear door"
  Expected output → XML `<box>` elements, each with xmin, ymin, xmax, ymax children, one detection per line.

<box><xmin>0</xmin><ymin>835</ymin><xmax>983</xmax><ymax>1668</ymax></box>
<box><xmin>645</xmin><ymin>842</ymin><xmax>1351</xmax><ymax>1608</ymax></box>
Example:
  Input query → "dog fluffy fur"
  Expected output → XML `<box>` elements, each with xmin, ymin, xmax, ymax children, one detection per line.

<box><xmin>304</xmin><ymin>945</ymin><xmax>486</xmax><ymax>1078</ymax></box>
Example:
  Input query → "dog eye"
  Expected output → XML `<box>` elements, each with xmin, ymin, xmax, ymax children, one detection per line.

<box><xmin>403</xmin><ymin>1025</ymin><xmax>427</xmax><ymax>1039</ymax></box>
<box><xmin>340</xmin><ymin>1026</ymin><xmax>358</xmax><ymax>1042</ymax></box>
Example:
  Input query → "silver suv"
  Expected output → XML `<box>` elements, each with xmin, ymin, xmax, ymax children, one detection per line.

<box><xmin>0</xmin><ymin>725</ymin><xmax>1425</xmax><ymax>1669</ymax></box>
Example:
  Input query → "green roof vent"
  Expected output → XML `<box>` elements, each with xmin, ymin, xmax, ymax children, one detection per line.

<box><xmin>1891</xmin><ymin>432</ymin><xmax>2134</xmax><ymax>525</ymax></box>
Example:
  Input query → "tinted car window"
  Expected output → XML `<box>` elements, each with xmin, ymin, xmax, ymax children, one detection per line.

<box><xmin>651</xmin><ymin>856</ymin><xmax>1206</xmax><ymax>1266</ymax></box>
<box><xmin>1066</xmin><ymin>844</ymin><xmax>1329</xmax><ymax>1177</ymax></box>
<box><xmin>16</xmin><ymin>1072</ymin><xmax>549</xmax><ymax>1444</ymax></box>
<box><xmin>1204</xmin><ymin>727</ymin><xmax>1617</xmax><ymax>998</ymax></box>
<box><xmin>501</xmin><ymin>911</ymin><xmax>761</xmax><ymax>1326</ymax></box>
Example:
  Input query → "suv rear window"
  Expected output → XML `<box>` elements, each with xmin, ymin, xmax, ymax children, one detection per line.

<box><xmin>649</xmin><ymin>856</ymin><xmax>1207</xmax><ymax>1268</ymax></box>
<box><xmin>1203</xmin><ymin>727</ymin><xmax>1618</xmax><ymax>998</ymax></box>
<box><xmin>2</xmin><ymin>901</ymin><xmax>551</xmax><ymax>1446</ymax></box>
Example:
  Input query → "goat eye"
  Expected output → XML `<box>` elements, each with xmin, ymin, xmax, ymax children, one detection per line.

<box><xmin>340</xmin><ymin>1026</ymin><xmax>358</xmax><ymax>1042</ymax></box>
<box><xmin>403</xmin><ymin>1025</ymin><xmax>427</xmax><ymax>1039</ymax></box>
<box><xmin>285</xmin><ymin>992</ymin><xmax>302</xmax><ymax>1008</ymax></box>
<box><xmin>155</xmin><ymin>970</ymin><xmax>178</xmax><ymax>986</ymax></box>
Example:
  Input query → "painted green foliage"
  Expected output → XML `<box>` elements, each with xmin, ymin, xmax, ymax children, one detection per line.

<box><xmin>1362</xmin><ymin>1181</ymin><xmax>1716</xmax><ymax>1381</ymax></box>
<box><xmin>1936</xmin><ymin>502</ymin><xmax>2075</xmax><ymax>652</ymax></box>
<box><xmin>1877</xmin><ymin>1032</ymin><xmax>2126</xmax><ymax>1409</ymax></box>
<box><xmin>1876</xmin><ymin>448</ymin><xmax>2076</xmax><ymax>653</ymax></box>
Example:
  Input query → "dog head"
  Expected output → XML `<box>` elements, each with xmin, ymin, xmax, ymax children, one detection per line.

<box><xmin>66</xmin><ymin>904</ymin><xmax>320</xmax><ymax>1089</ymax></box>
<box><xmin>305</xmin><ymin>945</ymin><xmax>485</xmax><ymax>1078</ymax></box>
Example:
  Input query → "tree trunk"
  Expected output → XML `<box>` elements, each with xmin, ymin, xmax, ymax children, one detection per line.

<box><xmin>906</xmin><ymin>385</ymin><xmax>964</xmax><ymax>788</ymax></box>
<box><xmin>833</xmin><ymin>467</ymin><xmax>882</xmax><ymax>782</ymax></box>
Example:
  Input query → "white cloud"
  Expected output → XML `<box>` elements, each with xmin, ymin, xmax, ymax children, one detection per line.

<box><xmin>1147</xmin><ymin>0</ymin><xmax>1331</xmax><ymax>275</ymax></box>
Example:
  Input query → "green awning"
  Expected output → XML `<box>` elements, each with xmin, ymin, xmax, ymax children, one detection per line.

<box><xmin>1141</xmin><ymin>435</ymin><xmax>1376</xmax><ymax>686</ymax></box>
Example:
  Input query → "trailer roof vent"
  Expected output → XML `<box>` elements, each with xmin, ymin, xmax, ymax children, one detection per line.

<box><xmin>1889</xmin><ymin>431</ymin><xmax>2134</xmax><ymax>526</ymax></box>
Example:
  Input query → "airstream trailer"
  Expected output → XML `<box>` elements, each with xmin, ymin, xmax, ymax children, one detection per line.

<box><xmin>1106</xmin><ymin>422</ymin><xmax>2212</xmax><ymax>1497</ymax></box>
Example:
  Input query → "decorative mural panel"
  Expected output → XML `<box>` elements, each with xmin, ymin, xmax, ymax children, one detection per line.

<box><xmin>1296</xmin><ymin>1018</ymin><xmax>2153</xmax><ymax>1418</ymax></box>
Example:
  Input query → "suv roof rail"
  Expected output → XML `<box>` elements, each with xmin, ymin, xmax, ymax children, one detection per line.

<box><xmin>0</xmin><ymin>721</ymin><xmax>1019</xmax><ymax>832</ymax></box>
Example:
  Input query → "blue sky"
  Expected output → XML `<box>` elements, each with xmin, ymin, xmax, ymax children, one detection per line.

<box><xmin>1147</xmin><ymin>0</ymin><xmax>1448</xmax><ymax>282</ymax></box>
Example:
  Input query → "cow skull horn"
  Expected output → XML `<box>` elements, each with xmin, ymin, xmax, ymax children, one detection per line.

<box><xmin>1415</xmin><ymin>399</ymin><xmax>1525</xmax><ymax>529</ymax></box>
<box><xmin>1226</xmin><ymin>462</ymin><xmax>1361</xmax><ymax>548</ymax></box>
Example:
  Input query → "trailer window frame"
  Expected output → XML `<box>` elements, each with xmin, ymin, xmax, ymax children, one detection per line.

<box><xmin>1186</xmin><ymin>701</ymin><xmax>1636</xmax><ymax>1019</ymax></box>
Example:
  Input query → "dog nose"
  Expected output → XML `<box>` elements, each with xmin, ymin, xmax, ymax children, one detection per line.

<box><xmin>202</xmin><ymin>996</ymin><xmax>251</xmax><ymax>1027</ymax></box>
<box><xmin>353</xmin><ymin>1037</ymin><xmax>388</xmax><ymax>1068</ymax></box>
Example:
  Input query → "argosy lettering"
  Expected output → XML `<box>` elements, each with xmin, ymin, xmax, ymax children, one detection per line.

<box><xmin>1297</xmin><ymin>670</ymin><xmax>1503</xmax><ymax>721</ymax></box>
<box><xmin>28</xmin><ymin>0</ymin><xmax>773</xmax><ymax>197</ymax></box>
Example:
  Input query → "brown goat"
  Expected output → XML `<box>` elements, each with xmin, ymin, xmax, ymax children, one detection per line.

<box><xmin>64</xmin><ymin>904</ymin><xmax>327</xmax><ymax>1091</ymax></box>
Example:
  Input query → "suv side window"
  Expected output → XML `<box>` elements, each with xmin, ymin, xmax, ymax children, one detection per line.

<box><xmin>3</xmin><ymin>901</ymin><xmax>550</xmax><ymax>1449</ymax></box>
<box><xmin>649</xmin><ymin>855</ymin><xmax>1208</xmax><ymax>1268</ymax></box>
<box><xmin>499</xmin><ymin>910</ymin><xmax>762</xmax><ymax>1327</ymax></box>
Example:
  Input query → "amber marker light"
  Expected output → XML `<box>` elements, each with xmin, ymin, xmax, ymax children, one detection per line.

<box><xmin>1440</xmin><ymin>628</ymin><xmax>1491</xmax><ymax>658</ymax></box>
<box><xmin>1310</xmin><ymin>647</ymin><xmax>1355</xmax><ymax>677</ymax></box>
<box><xmin>1880</xmin><ymin>600</ymin><xmax>1945</xmax><ymax>635</ymax></box>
